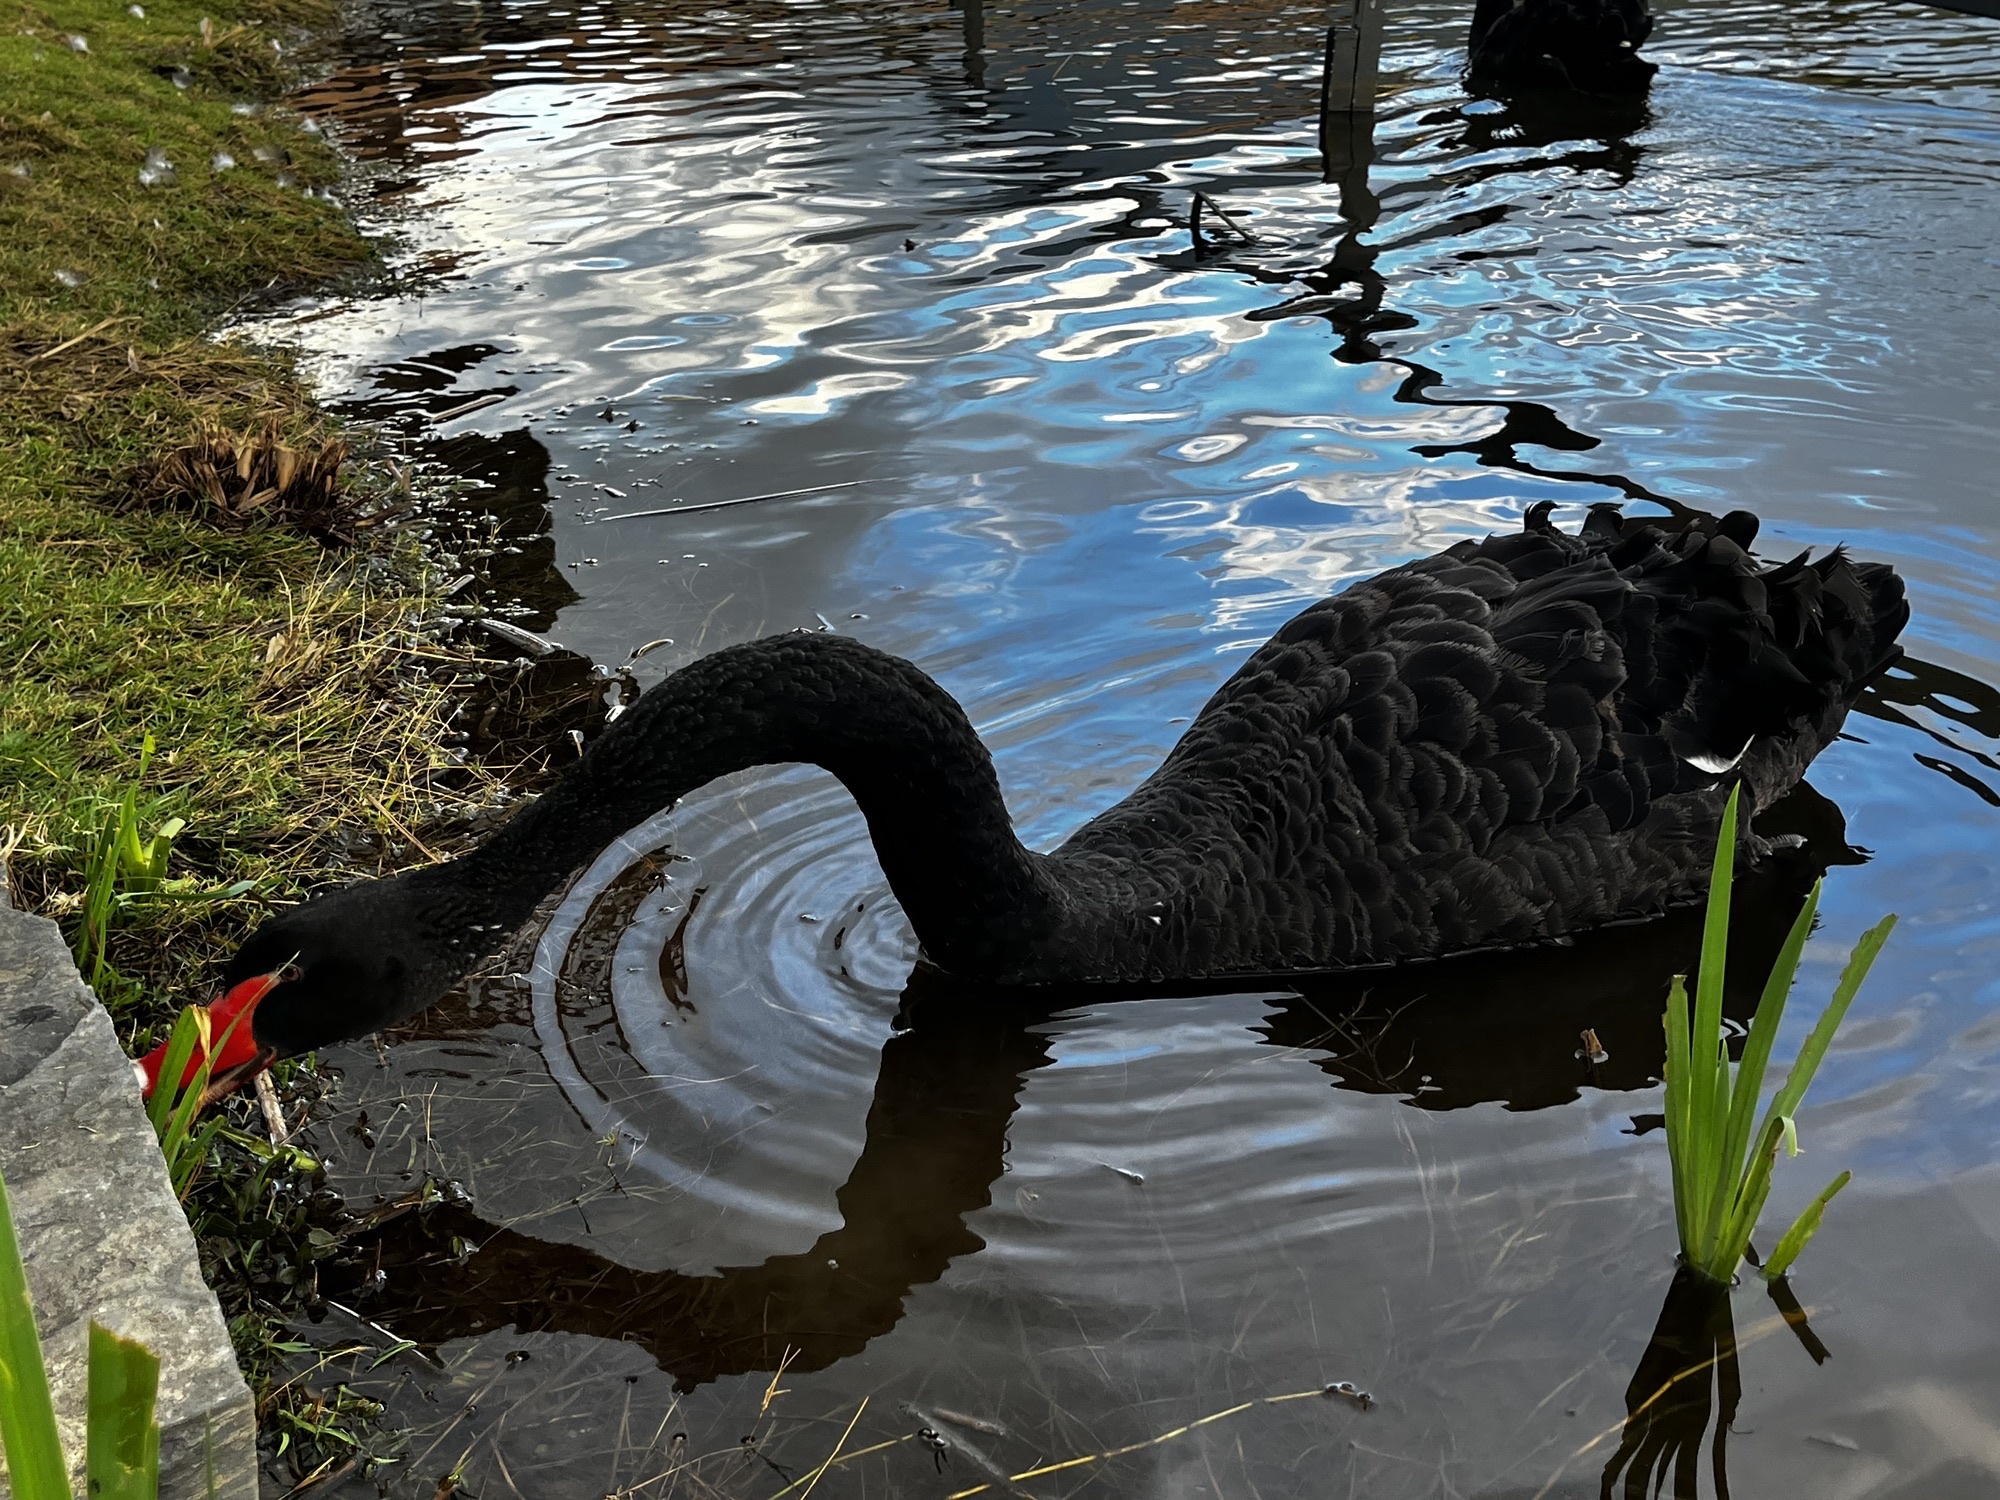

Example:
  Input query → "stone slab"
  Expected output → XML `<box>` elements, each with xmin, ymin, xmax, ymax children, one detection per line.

<box><xmin>0</xmin><ymin>903</ymin><xmax>257</xmax><ymax>1500</ymax></box>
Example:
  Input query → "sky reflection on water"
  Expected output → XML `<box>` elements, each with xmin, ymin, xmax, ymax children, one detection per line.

<box><xmin>264</xmin><ymin>2</ymin><xmax>2000</xmax><ymax>1495</ymax></box>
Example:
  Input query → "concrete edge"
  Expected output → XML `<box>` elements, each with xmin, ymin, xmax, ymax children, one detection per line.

<box><xmin>0</xmin><ymin>899</ymin><xmax>258</xmax><ymax>1500</ymax></box>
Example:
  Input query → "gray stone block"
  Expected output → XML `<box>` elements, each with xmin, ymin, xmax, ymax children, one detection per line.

<box><xmin>0</xmin><ymin>905</ymin><xmax>257</xmax><ymax>1500</ymax></box>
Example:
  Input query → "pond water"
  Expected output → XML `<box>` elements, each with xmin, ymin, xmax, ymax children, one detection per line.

<box><xmin>263</xmin><ymin>1</ymin><xmax>2000</xmax><ymax>1495</ymax></box>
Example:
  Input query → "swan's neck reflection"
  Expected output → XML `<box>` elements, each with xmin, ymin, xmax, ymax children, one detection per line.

<box><xmin>336</xmin><ymin>995</ymin><xmax>1055</xmax><ymax>1389</ymax></box>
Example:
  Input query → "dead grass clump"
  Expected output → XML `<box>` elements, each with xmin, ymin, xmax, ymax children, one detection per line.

<box><xmin>151</xmin><ymin>14</ymin><xmax>303</xmax><ymax>98</ymax></box>
<box><xmin>130</xmin><ymin>417</ymin><xmax>378</xmax><ymax>544</ymax></box>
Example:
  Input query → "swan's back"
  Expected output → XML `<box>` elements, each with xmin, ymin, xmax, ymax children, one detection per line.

<box><xmin>1467</xmin><ymin>0</ymin><xmax>1657</xmax><ymax>94</ymax></box>
<box><xmin>1044</xmin><ymin>507</ymin><xmax>1906</xmax><ymax>980</ymax></box>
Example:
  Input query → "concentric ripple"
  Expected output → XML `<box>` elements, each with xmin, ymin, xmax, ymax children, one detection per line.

<box><xmin>526</xmin><ymin>767</ymin><xmax>912</xmax><ymax>1270</ymax></box>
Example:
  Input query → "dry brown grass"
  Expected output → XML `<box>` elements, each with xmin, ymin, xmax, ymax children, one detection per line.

<box><xmin>128</xmin><ymin>417</ymin><xmax>380</xmax><ymax>544</ymax></box>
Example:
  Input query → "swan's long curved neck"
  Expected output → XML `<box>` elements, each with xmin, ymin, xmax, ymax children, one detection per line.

<box><xmin>435</xmin><ymin>632</ymin><xmax>1070</xmax><ymax>977</ymax></box>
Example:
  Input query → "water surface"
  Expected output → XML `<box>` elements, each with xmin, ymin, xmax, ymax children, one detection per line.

<box><xmin>264</xmin><ymin>2</ymin><xmax>2000</xmax><ymax>1495</ymax></box>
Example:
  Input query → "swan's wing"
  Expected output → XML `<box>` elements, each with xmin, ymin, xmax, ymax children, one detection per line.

<box><xmin>1152</xmin><ymin>504</ymin><xmax>1905</xmax><ymax>849</ymax></box>
<box><xmin>1049</xmin><ymin>507</ymin><xmax>1902</xmax><ymax>973</ymax></box>
<box><xmin>1437</xmin><ymin>505</ymin><xmax>1904</xmax><ymax>830</ymax></box>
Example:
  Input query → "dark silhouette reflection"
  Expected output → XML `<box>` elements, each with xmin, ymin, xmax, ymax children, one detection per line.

<box><xmin>1243</xmin><ymin>75</ymin><xmax>1671</xmax><ymax>506</ymax></box>
<box><xmin>330</xmin><ymin>783</ymin><xmax>1855</xmax><ymax>1387</ymax></box>
<box><xmin>955</xmin><ymin>0</ymin><xmax>984</xmax><ymax>83</ymax></box>
<box><xmin>1455</xmin><ymin>85</ymin><xmax>1651</xmax><ymax>188</ymax></box>
<box><xmin>1596</xmin><ymin>1267</ymin><xmax>1827</xmax><ymax>1499</ymax></box>
<box><xmin>1854</xmin><ymin>654</ymin><xmax>2000</xmax><ymax>808</ymax></box>
<box><xmin>1600</xmin><ymin>1269</ymin><xmax>1739</xmax><ymax>1500</ymax></box>
<box><xmin>329</xmin><ymin>994</ymin><xmax>1056</xmax><ymax>1388</ymax></box>
<box><xmin>333</xmin><ymin>345</ymin><xmax>578</xmax><ymax>631</ymax></box>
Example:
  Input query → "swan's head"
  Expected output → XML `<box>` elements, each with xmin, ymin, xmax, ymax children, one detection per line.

<box><xmin>136</xmin><ymin>876</ymin><xmax>486</xmax><ymax>1099</ymax></box>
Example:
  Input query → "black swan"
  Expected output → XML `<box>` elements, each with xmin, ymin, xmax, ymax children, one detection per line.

<box><xmin>1467</xmin><ymin>0</ymin><xmax>1658</xmax><ymax>96</ymax></box>
<box><xmin>140</xmin><ymin>505</ymin><xmax>1905</xmax><ymax>1093</ymax></box>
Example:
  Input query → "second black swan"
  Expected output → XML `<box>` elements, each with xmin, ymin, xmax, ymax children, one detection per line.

<box><xmin>142</xmin><ymin>505</ymin><xmax>1906</xmax><ymax>1091</ymax></box>
<box><xmin>1466</xmin><ymin>0</ymin><xmax>1658</xmax><ymax>96</ymax></box>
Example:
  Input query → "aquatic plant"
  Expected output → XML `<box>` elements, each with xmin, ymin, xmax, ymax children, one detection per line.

<box><xmin>1662</xmin><ymin>786</ymin><xmax>1894</xmax><ymax>1286</ymax></box>
<box><xmin>0</xmin><ymin>1167</ymin><xmax>163</xmax><ymax>1500</ymax></box>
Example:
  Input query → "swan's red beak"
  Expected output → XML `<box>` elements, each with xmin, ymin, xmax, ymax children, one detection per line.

<box><xmin>135</xmin><ymin>970</ymin><xmax>284</xmax><ymax>1100</ymax></box>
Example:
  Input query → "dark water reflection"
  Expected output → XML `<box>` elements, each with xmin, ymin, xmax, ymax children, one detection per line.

<box><xmin>259</xmin><ymin>0</ymin><xmax>2000</xmax><ymax>1494</ymax></box>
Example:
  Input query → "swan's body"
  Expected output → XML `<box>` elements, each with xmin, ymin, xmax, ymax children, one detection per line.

<box><xmin>1467</xmin><ymin>0</ymin><xmax>1657</xmax><ymax>96</ymax></box>
<box><xmin>204</xmin><ymin>506</ymin><xmax>1904</xmax><ymax>1064</ymax></box>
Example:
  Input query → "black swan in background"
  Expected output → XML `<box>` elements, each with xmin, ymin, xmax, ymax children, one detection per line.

<box><xmin>1467</xmin><ymin>0</ymin><xmax>1658</xmax><ymax>96</ymax></box>
<box><xmin>141</xmin><ymin>505</ymin><xmax>1905</xmax><ymax>1094</ymax></box>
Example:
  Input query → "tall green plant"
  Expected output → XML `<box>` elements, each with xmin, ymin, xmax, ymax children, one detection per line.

<box><xmin>1663</xmin><ymin>786</ymin><xmax>1895</xmax><ymax>1285</ymax></box>
<box><xmin>0</xmin><ymin>1168</ymin><xmax>164</xmax><ymax>1500</ymax></box>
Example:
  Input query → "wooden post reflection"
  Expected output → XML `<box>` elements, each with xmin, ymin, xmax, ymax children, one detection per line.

<box><xmin>954</xmin><ymin>0</ymin><xmax>985</xmax><ymax>83</ymax></box>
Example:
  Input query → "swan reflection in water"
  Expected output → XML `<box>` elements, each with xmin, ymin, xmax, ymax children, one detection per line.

<box><xmin>325</xmin><ymin>780</ymin><xmax>1858</xmax><ymax>1392</ymax></box>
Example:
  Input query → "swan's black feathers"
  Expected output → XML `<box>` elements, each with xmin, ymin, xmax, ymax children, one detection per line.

<box><xmin>1466</xmin><ymin>0</ymin><xmax>1657</xmax><ymax>96</ymax></box>
<box><xmin>1044</xmin><ymin>508</ymin><xmax>1905</xmax><ymax>982</ymax></box>
<box><xmin>230</xmin><ymin>507</ymin><xmax>1906</xmax><ymax>1056</ymax></box>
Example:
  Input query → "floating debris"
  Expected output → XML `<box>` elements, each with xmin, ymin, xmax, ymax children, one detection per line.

<box><xmin>932</xmin><ymin>1407</ymin><xmax>1009</xmax><ymax>1438</ymax></box>
<box><xmin>138</xmin><ymin>146</ymin><xmax>174</xmax><ymax>187</ymax></box>
<box><xmin>1100</xmin><ymin>1162</ymin><xmax>1145</xmax><ymax>1185</ymax></box>
<box><xmin>1577</xmin><ymin>1027</ymin><xmax>1609</xmax><ymax>1065</ymax></box>
<box><xmin>1321</xmin><ymin>1381</ymin><xmax>1374</xmax><ymax>1411</ymax></box>
<box><xmin>599</xmin><ymin>476</ymin><xmax>871</xmax><ymax>522</ymax></box>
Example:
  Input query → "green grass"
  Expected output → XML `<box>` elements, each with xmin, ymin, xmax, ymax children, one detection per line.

<box><xmin>0</xmin><ymin>0</ymin><xmax>502</xmax><ymax>1481</ymax></box>
<box><xmin>1662</xmin><ymin>786</ymin><xmax>1895</xmax><ymax>1286</ymax></box>
<box><xmin>1</xmin><ymin>1168</ymin><xmax>166</xmax><ymax>1500</ymax></box>
<box><xmin>143</xmin><ymin>1003</ymin><xmax>233</xmax><ymax>1198</ymax></box>
<box><xmin>1</xmin><ymin>0</ymin><xmax>366</xmax><ymax>322</ymax></box>
<box><xmin>0</xmin><ymin>0</ymin><xmax>481</xmax><ymax>1028</ymax></box>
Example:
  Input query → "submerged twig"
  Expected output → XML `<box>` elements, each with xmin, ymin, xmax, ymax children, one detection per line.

<box><xmin>1190</xmin><ymin>190</ymin><xmax>1256</xmax><ymax>257</ymax></box>
<box><xmin>597</xmin><ymin>478</ymin><xmax>872</xmax><ymax>522</ymax></box>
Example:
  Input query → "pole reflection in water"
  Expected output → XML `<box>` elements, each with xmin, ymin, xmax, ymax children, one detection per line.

<box><xmin>956</xmin><ymin>0</ymin><xmax>984</xmax><ymax>82</ymax></box>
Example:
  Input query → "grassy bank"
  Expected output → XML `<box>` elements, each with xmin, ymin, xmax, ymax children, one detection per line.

<box><xmin>0</xmin><ymin>0</ymin><xmax>500</xmax><ymax>1480</ymax></box>
<box><xmin>0</xmin><ymin>0</ymin><xmax>478</xmax><ymax>1002</ymax></box>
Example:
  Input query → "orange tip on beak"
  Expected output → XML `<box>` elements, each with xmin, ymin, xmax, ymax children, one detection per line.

<box><xmin>136</xmin><ymin>970</ymin><xmax>286</xmax><ymax>1099</ymax></box>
